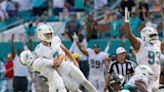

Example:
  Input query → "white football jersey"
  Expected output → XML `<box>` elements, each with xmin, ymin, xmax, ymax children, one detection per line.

<box><xmin>87</xmin><ymin>48</ymin><xmax>109</xmax><ymax>78</ymax></box>
<box><xmin>31</xmin><ymin>58</ymin><xmax>65</xmax><ymax>89</ymax></box>
<box><xmin>123</xmin><ymin>74</ymin><xmax>152</xmax><ymax>92</ymax></box>
<box><xmin>34</xmin><ymin>36</ymin><xmax>86</xmax><ymax>91</ymax></box>
<box><xmin>136</xmin><ymin>38</ymin><xmax>161</xmax><ymax>76</ymax></box>
<box><xmin>34</xmin><ymin>36</ymin><xmax>64</xmax><ymax>59</ymax></box>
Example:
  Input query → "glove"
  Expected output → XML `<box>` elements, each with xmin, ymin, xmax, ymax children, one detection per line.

<box><xmin>125</xmin><ymin>7</ymin><xmax>130</xmax><ymax>23</ymax></box>
<box><xmin>72</xmin><ymin>32</ymin><xmax>79</xmax><ymax>42</ymax></box>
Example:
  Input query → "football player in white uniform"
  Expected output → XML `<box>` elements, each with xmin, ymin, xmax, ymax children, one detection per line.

<box><xmin>124</xmin><ymin>7</ymin><xmax>164</xmax><ymax>91</ymax></box>
<box><xmin>74</xmin><ymin>34</ymin><xmax>109</xmax><ymax>92</ymax></box>
<box><xmin>20</xmin><ymin>50</ymin><xmax>67</xmax><ymax>92</ymax></box>
<box><xmin>0</xmin><ymin>59</ymin><xmax>7</xmax><ymax>92</ymax></box>
<box><xmin>34</xmin><ymin>24</ymin><xmax>97</xmax><ymax>92</ymax></box>
<box><xmin>121</xmin><ymin>65</ymin><xmax>155</xmax><ymax>92</ymax></box>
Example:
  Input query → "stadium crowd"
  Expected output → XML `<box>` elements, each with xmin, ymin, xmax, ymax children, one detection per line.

<box><xmin>1</xmin><ymin>0</ymin><xmax>164</xmax><ymax>92</ymax></box>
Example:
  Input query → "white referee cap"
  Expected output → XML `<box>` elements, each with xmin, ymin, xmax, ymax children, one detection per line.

<box><xmin>116</xmin><ymin>47</ymin><xmax>126</xmax><ymax>54</ymax></box>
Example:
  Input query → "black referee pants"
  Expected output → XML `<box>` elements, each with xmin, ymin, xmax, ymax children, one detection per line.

<box><xmin>13</xmin><ymin>76</ymin><xmax>28</xmax><ymax>92</ymax></box>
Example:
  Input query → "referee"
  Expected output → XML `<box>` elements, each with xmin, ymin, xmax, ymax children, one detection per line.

<box><xmin>104</xmin><ymin>47</ymin><xmax>134</xmax><ymax>91</ymax></box>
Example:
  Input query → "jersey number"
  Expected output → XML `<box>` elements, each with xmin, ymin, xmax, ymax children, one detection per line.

<box><xmin>35</xmin><ymin>71</ymin><xmax>48</xmax><ymax>82</ymax></box>
<box><xmin>148</xmin><ymin>51</ymin><xmax>160</xmax><ymax>65</ymax></box>
<box><xmin>90</xmin><ymin>59</ymin><xmax>101</xmax><ymax>69</ymax></box>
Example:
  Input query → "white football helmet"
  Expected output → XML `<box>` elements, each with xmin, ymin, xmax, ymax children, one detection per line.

<box><xmin>135</xmin><ymin>65</ymin><xmax>154</xmax><ymax>81</ymax></box>
<box><xmin>20</xmin><ymin>51</ymin><xmax>34</xmax><ymax>67</ymax></box>
<box><xmin>140</xmin><ymin>26</ymin><xmax>159</xmax><ymax>44</ymax></box>
<box><xmin>36</xmin><ymin>24</ymin><xmax>54</xmax><ymax>42</ymax></box>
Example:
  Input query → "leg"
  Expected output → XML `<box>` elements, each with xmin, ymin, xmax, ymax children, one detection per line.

<box><xmin>68</xmin><ymin>62</ymin><xmax>97</xmax><ymax>92</ymax></box>
<box><xmin>57</xmin><ymin>61</ymin><xmax>80</xmax><ymax>91</ymax></box>
<box><xmin>73</xmin><ymin>89</ymin><xmax>82</xmax><ymax>92</ymax></box>
<box><xmin>88</xmin><ymin>77</ymin><xmax>97</xmax><ymax>90</ymax></box>
<box><xmin>20</xmin><ymin>77</ymin><xmax>28</xmax><ymax>92</ymax></box>
<box><xmin>98</xmin><ymin>79</ymin><xmax>105</xmax><ymax>92</ymax></box>
<box><xmin>13</xmin><ymin>77</ymin><xmax>20</xmax><ymax>92</ymax></box>
<box><xmin>7</xmin><ymin>78</ymin><xmax>13</xmax><ymax>92</ymax></box>
<box><xmin>61</xmin><ymin>74</ymin><xmax>81</xmax><ymax>92</ymax></box>
<box><xmin>81</xmin><ymin>80</ymin><xmax>97</xmax><ymax>92</ymax></box>
<box><xmin>57</xmin><ymin>61</ymin><xmax>96</xmax><ymax>92</ymax></box>
<box><xmin>59</xmin><ymin>88</ymin><xmax>67</xmax><ymax>92</ymax></box>
<box><xmin>49</xmin><ymin>87</ymin><xmax>67</xmax><ymax>92</ymax></box>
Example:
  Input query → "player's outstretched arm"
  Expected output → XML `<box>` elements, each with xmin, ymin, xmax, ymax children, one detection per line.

<box><xmin>104</xmin><ymin>40</ymin><xmax>111</xmax><ymax>53</ymax></box>
<box><xmin>72</xmin><ymin>33</ymin><xmax>89</xmax><ymax>56</ymax></box>
<box><xmin>76</xmin><ymin>41</ymin><xmax>89</xmax><ymax>56</ymax></box>
<box><xmin>60</xmin><ymin>44</ymin><xmax>79</xmax><ymax>66</ymax></box>
<box><xmin>124</xmin><ymin>7</ymin><xmax>140</xmax><ymax>51</ymax></box>
<box><xmin>10</xmin><ymin>34</ymin><xmax>16</xmax><ymax>59</ymax></box>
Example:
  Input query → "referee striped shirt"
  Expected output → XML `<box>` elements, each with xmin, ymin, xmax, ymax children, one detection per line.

<box><xmin>108</xmin><ymin>60</ymin><xmax>134</xmax><ymax>83</ymax></box>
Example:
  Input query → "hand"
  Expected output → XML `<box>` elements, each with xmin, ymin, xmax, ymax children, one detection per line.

<box><xmin>53</xmin><ymin>58</ymin><xmax>61</xmax><ymax>69</ymax></box>
<box><xmin>53</xmin><ymin>62</ymin><xmax>60</xmax><ymax>69</ymax></box>
<box><xmin>104</xmin><ymin>88</ymin><xmax>108</xmax><ymax>92</ymax></box>
<box><xmin>72</xmin><ymin>32</ymin><xmax>79</xmax><ymax>42</ymax></box>
<box><xmin>74</xmin><ymin>62</ymin><xmax>79</xmax><ymax>68</ymax></box>
<box><xmin>53</xmin><ymin>54</ymin><xmax>65</xmax><ymax>69</ymax></box>
<box><xmin>125</xmin><ymin>7</ymin><xmax>130</xmax><ymax>23</ymax></box>
<box><xmin>22</xmin><ymin>39</ymin><xmax>26</xmax><ymax>46</ymax></box>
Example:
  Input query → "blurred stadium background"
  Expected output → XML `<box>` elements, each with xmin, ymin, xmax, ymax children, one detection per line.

<box><xmin>0</xmin><ymin>0</ymin><xmax>164</xmax><ymax>92</ymax></box>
